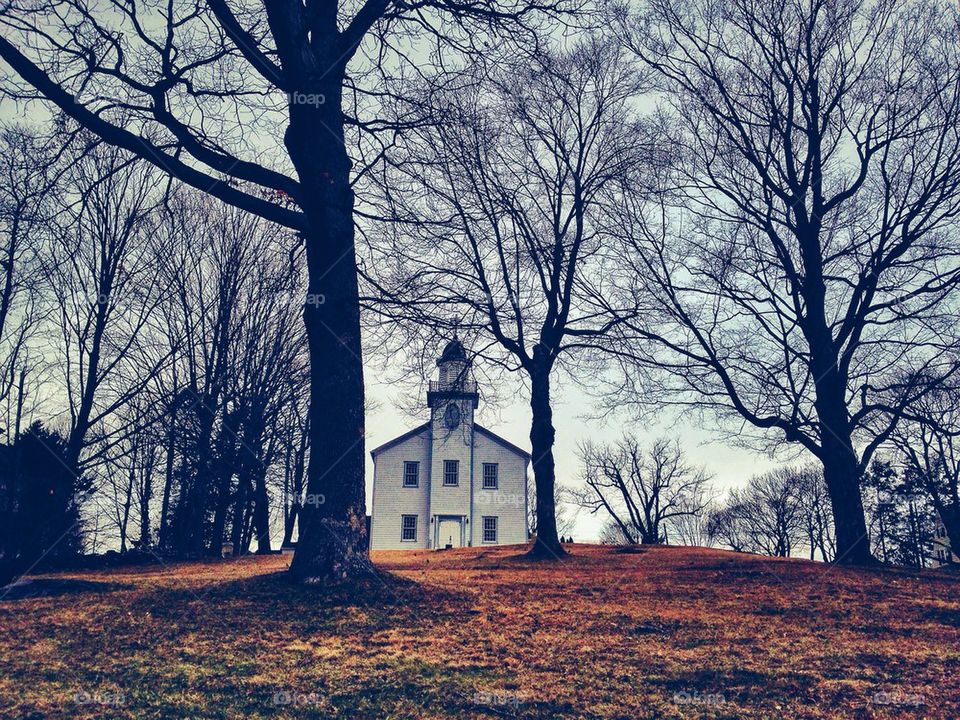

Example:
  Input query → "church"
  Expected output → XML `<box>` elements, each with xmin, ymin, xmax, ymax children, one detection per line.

<box><xmin>369</xmin><ymin>340</ymin><xmax>530</xmax><ymax>550</ymax></box>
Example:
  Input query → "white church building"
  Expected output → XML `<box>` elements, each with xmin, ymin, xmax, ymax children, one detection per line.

<box><xmin>369</xmin><ymin>340</ymin><xmax>530</xmax><ymax>550</ymax></box>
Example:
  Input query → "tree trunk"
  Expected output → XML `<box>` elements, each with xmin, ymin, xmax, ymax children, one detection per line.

<box><xmin>209</xmin><ymin>460</ymin><xmax>235</xmax><ymax>555</ymax></box>
<box><xmin>286</xmin><ymin>87</ymin><xmax>370</xmax><ymax>582</ymax></box>
<box><xmin>119</xmin><ymin>468</ymin><xmax>134</xmax><ymax>554</ymax></box>
<box><xmin>525</xmin><ymin>348</ymin><xmax>565</xmax><ymax>559</ymax></box>
<box><xmin>282</xmin><ymin>416</ymin><xmax>307</xmax><ymax>548</ymax></box>
<box><xmin>253</xmin><ymin>466</ymin><xmax>271</xmax><ymax>554</ymax></box>
<box><xmin>230</xmin><ymin>476</ymin><xmax>247</xmax><ymax>555</ymax></box>
<box><xmin>796</xmin><ymin>208</ymin><xmax>874</xmax><ymax>566</ymax></box>
<box><xmin>159</xmin><ymin>423</ymin><xmax>174</xmax><ymax>551</ymax></box>
<box><xmin>819</xmin><ymin>428</ymin><xmax>873</xmax><ymax>565</ymax></box>
<box><xmin>137</xmin><ymin>447</ymin><xmax>154</xmax><ymax>549</ymax></box>
<box><xmin>282</xmin><ymin>502</ymin><xmax>299</xmax><ymax>548</ymax></box>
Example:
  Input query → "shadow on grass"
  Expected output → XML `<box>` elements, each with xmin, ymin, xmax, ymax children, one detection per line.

<box><xmin>121</xmin><ymin>563</ymin><xmax>477</xmax><ymax>640</ymax></box>
<box><xmin>0</xmin><ymin>577</ymin><xmax>131</xmax><ymax>601</ymax></box>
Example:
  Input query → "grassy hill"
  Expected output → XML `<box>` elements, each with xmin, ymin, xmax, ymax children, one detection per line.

<box><xmin>0</xmin><ymin>544</ymin><xmax>957</xmax><ymax>719</ymax></box>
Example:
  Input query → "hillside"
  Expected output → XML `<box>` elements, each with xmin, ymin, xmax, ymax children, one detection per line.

<box><xmin>0</xmin><ymin>545</ymin><xmax>957</xmax><ymax>719</ymax></box>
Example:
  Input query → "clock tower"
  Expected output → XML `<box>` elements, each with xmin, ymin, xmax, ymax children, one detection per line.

<box><xmin>427</xmin><ymin>338</ymin><xmax>479</xmax><ymax>430</ymax></box>
<box><xmin>427</xmin><ymin>338</ymin><xmax>480</xmax><ymax>543</ymax></box>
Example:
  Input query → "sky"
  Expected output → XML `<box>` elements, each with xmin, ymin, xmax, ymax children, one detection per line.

<box><xmin>363</xmin><ymin>347</ymin><xmax>783</xmax><ymax>542</ymax></box>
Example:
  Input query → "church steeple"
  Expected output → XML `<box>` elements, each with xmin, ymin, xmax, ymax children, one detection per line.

<box><xmin>428</xmin><ymin>338</ymin><xmax>479</xmax><ymax>412</ymax></box>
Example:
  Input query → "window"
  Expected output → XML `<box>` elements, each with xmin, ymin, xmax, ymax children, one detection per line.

<box><xmin>403</xmin><ymin>461</ymin><xmax>419</xmax><ymax>488</ymax></box>
<box><xmin>401</xmin><ymin>515</ymin><xmax>417</xmax><ymax>542</ymax></box>
<box><xmin>443</xmin><ymin>459</ymin><xmax>459</xmax><ymax>486</ymax></box>
<box><xmin>482</xmin><ymin>463</ymin><xmax>499</xmax><ymax>490</ymax></box>
<box><xmin>482</xmin><ymin>516</ymin><xmax>498</xmax><ymax>543</ymax></box>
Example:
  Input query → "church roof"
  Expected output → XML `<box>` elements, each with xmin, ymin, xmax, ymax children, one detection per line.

<box><xmin>369</xmin><ymin>422</ymin><xmax>429</xmax><ymax>457</ymax></box>
<box><xmin>474</xmin><ymin>423</ymin><xmax>532</xmax><ymax>460</ymax></box>
<box><xmin>369</xmin><ymin>421</ymin><xmax>531</xmax><ymax>460</ymax></box>
<box><xmin>437</xmin><ymin>339</ymin><xmax>468</xmax><ymax>365</ymax></box>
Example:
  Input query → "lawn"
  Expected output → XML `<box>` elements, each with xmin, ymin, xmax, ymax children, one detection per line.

<box><xmin>0</xmin><ymin>544</ymin><xmax>957</xmax><ymax>719</ymax></box>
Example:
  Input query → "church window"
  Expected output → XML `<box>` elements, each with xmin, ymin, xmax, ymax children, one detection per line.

<box><xmin>403</xmin><ymin>461</ymin><xmax>419</xmax><ymax>487</ymax></box>
<box><xmin>482</xmin><ymin>463</ymin><xmax>498</xmax><ymax>489</ymax></box>
<box><xmin>482</xmin><ymin>516</ymin><xmax>498</xmax><ymax>543</ymax></box>
<box><xmin>401</xmin><ymin>515</ymin><xmax>417</xmax><ymax>541</ymax></box>
<box><xmin>443</xmin><ymin>459</ymin><xmax>459</xmax><ymax>486</ymax></box>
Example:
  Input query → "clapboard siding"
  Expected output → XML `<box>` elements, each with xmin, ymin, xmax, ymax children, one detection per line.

<box><xmin>369</xmin><ymin>427</ymin><xmax>431</xmax><ymax>550</ymax></box>
<box><xmin>469</xmin><ymin>429</ymin><xmax>528</xmax><ymax>546</ymax></box>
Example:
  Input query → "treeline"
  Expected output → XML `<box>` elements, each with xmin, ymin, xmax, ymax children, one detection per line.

<box><xmin>580</xmin><ymin>437</ymin><xmax>953</xmax><ymax>568</ymax></box>
<box><xmin>0</xmin><ymin>132</ymin><xmax>310</xmax><ymax>579</ymax></box>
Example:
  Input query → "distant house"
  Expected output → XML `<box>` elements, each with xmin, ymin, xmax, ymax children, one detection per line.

<box><xmin>369</xmin><ymin>340</ymin><xmax>530</xmax><ymax>550</ymax></box>
<box><xmin>933</xmin><ymin>515</ymin><xmax>958</xmax><ymax>567</ymax></box>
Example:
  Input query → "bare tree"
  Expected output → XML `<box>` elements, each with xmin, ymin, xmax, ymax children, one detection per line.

<box><xmin>892</xmin><ymin>378</ymin><xmax>960</xmax><ymax>565</ymax></box>
<box><xmin>145</xmin><ymin>191</ymin><xmax>307</xmax><ymax>557</ymax></box>
<box><xmin>794</xmin><ymin>466</ymin><xmax>836</xmax><ymax>561</ymax></box>
<box><xmin>713</xmin><ymin>469</ymin><xmax>807</xmax><ymax>558</ymax></box>
<box><xmin>610</xmin><ymin>0</ymin><xmax>960</xmax><ymax>564</ymax></box>
<box><xmin>669</xmin><ymin>494</ymin><xmax>714</xmax><ymax>547</ymax></box>
<box><xmin>575</xmin><ymin>436</ymin><xmax>713</xmax><ymax>545</ymax></box>
<box><xmin>598</xmin><ymin>518</ymin><xmax>631</xmax><ymax>545</ymax></box>
<box><xmin>0</xmin><ymin>124</ymin><xmax>61</xmax><ymax>436</ymax></box>
<box><xmin>707</xmin><ymin>503</ymin><xmax>749</xmax><ymax>553</ymax></box>
<box><xmin>367</xmin><ymin>36</ymin><xmax>646</xmax><ymax>557</ymax></box>
<box><xmin>47</xmin><ymin>144</ymin><xmax>168</xmax><ymax>485</ymax></box>
<box><xmin>0</xmin><ymin>0</ymin><xmax>563</xmax><ymax>581</ymax></box>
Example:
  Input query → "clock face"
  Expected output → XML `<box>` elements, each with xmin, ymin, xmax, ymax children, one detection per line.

<box><xmin>443</xmin><ymin>403</ymin><xmax>461</xmax><ymax>429</ymax></box>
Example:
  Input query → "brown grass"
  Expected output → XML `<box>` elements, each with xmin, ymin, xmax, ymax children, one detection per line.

<box><xmin>0</xmin><ymin>544</ymin><xmax>957</xmax><ymax>719</ymax></box>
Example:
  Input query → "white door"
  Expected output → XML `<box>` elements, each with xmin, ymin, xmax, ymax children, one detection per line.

<box><xmin>437</xmin><ymin>518</ymin><xmax>461</xmax><ymax>549</ymax></box>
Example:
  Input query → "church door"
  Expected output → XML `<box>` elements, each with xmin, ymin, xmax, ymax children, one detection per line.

<box><xmin>437</xmin><ymin>517</ymin><xmax>462</xmax><ymax>549</ymax></box>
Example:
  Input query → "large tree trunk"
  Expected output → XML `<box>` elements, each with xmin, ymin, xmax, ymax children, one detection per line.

<box><xmin>287</xmin><ymin>84</ymin><xmax>370</xmax><ymax>582</ymax></box>
<box><xmin>799</xmin><ymin>215</ymin><xmax>874</xmax><ymax>566</ymax></box>
<box><xmin>811</xmin><ymin>333</ymin><xmax>873</xmax><ymax>564</ymax></box>
<box><xmin>818</xmin><ymin>416</ymin><xmax>873</xmax><ymax>565</ymax></box>
<box><xmin>525</xmin><ymin>348</ymin><xmax>565</xmax><ymax>559</ymax></box>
